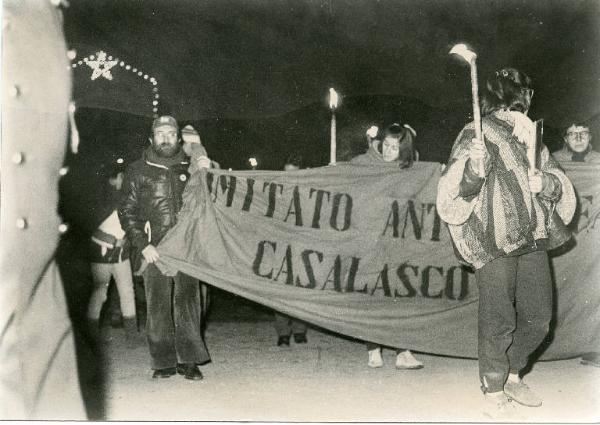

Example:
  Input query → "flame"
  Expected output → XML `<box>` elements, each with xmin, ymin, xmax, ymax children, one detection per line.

<box><xmin>329</xmin><ymin>88</ymin><xmax>339</xmax><ymax>109</ymax></box>
<box><xmin>449</xmin><ymin>43</ymin><xmax>477</xmax><ymax>62</ymax></box>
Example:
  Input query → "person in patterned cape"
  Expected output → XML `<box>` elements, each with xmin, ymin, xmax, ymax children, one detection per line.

<box><xmin>437</xmin><ymin>67</ymin><xmax>575</xmax><ymax>415</ymax></box>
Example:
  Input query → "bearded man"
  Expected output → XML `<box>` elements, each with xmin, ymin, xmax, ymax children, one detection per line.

<box><xmin>119</xmin><ymin>116</ymin><xmax>210</xmax><ymax>380</ymax></box>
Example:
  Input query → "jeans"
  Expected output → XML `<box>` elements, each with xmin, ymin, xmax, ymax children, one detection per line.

<box><xmin>475</xmin><ymin>250</ymin><xmax>552</xmax><ymax>392</ymax></box>
<box><xmin>143</xmin><ymin>264</ymin><xmax>210</xmax><ymax>369</ymax></box>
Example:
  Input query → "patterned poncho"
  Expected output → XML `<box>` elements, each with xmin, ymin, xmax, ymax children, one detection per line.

<box><xmin>437</xmin><ymin>110</ymin><xmax>576</xmax><ymax>269</ymax></box>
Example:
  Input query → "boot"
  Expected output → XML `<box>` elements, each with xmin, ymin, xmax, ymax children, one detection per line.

<box><xmin>123</xmin><ymin>316</ymin><xmax>145</xmax><ymax>348</ymax></box>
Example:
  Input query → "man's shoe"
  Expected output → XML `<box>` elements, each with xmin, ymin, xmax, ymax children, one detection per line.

<box><xmin>177</xmin><ymin>363</ymin><xmax>203</xmax><ymax>381</ymax></box>
<box><xmin>152</xmin><ymin>367</ymin><xmax>176</xmax><ymax>379</ymax></box>
<box><xmin>277</xmin><ymin>335</ymin><xmax>290</xmax><ymax>346</ymax></box>
<box><xmin>367</xmin><ymin>347</ymin><xmax>383</xmax><ymax>368</ymax></box>
<box><xmin>504</xmin><ymin>380</ymin><xmax>542</xmax><ymax>407</ymax></box>
<box><xmin>395</xmin><ymin>350</ymin><xmax>424</xmax><ymax>370</ymax></box>
<box><xmin>293</xmin><ymin>333</ymin><xmax>307</xmax><ymax>344</ymax></box>
<box><xmin>482</xmin><ymin>391</ymin><xmax>517</xmax><ymax>420</ymax></box>
<box><xmin>581</xmin><ymin>352</ymin><xmax>600</xmax><ymax>367</ymax></box>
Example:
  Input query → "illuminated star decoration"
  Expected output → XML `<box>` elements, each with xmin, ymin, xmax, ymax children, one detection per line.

<box><xmin>85</xmin><ymin>51</ymin><xmax>118</xmax><ymax>81</ymax></box>
<box><xmin>72</xmin><ymin>50</ymin><xmax>161</xmax><ymax>117</ymax></box>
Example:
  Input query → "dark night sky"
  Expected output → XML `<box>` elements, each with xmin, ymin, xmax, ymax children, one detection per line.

<box><xmin>64</xmin><ymin>0</ymin><xmax>600</xmax><ymax>126</ymax></box>
<box><xmin>59</xmin><ymin>0</ymin><xmax>600</xmax><ymax>233</ymax></box>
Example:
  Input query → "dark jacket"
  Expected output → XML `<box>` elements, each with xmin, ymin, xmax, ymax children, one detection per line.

<box><xmin>119</xmin><ymin>147</ymin><xmax>190</xmax><ymax>271</ymax></box>
<box><xmin>92</xmin><ymin>183</ymin><xmax>125</xmax><ymax>232</ymax></box>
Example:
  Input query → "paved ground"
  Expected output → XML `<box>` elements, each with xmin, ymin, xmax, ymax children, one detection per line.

<box><xmin>97</xmin><ymin>314</ymin><xmax>600</xmax><ymax>423</ymax></box>
<box><xmin>57</xmin><ymin>230</ymin><xmax>600</xmax><ymax>422</ymax></box>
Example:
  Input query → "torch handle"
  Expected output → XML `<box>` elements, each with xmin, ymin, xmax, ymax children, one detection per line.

<box><xmin>330</xmin><ymin>112</ymin><xmax>337</xmax><ymax>165</ymax></box>
<box><xmin>469</xmin><ymin>59</ymin><xmax>485</xmax><ymax>177</ymax></box>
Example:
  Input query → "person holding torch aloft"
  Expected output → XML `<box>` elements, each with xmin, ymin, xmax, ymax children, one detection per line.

<box><xmin>437</xmin><ymin>67</ymin><xmax>575</xmax><ymax>414</ymax></box>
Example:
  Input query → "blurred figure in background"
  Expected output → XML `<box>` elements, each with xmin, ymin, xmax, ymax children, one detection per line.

<box><xmin>552</xmin><ymin>123</ymin><xmax>600</xmax><ymax>367</ymax></box>
<box><xmin>181</xmin><ymin>125</ymin><xmax>217</xmax><ymax>323</ymax></box>
<box><xmin>274</xmin><ymin>153</ymin><xmax>309</xmax><ymax>346</ymax></box>
<box><xmin>351</xmin><ymin>122</ymin><xmax>423</xmax><ymax>370</ymax></box>
<box><xmin>553</xmin><ymin>124</ymin><xmax>600</xmax><ymax>163</ymax></box>
<box><xmin>182</xmin><ymin>124</ymin><xmax>221</xmax><ymax>173</ymax></box>
<box><xmin>87</xmin><ymin>163</ymin><xmax>143</xmax><ymax>348</ymax></box>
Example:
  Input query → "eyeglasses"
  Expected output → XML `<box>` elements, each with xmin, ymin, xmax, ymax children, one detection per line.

<box><xmin>566</xmin><ymin>131</ymin><xmax>590</xmax><ymax>139</ymax></box>
<box><xmin>521</xmin><ymin>88</ymin><xmax>534</xmax><ymax>97</ymax></box>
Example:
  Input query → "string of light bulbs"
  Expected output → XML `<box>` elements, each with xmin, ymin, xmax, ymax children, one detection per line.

<box><xmin>69</xmin><ymin>49</ymin><xmax>160</xmax><ymax>118</ymax></box>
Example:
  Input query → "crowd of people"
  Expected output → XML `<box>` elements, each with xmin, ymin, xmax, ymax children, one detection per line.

<box><xmin>78</xmin><ymin>69</ymin><xmax>596</xmax><ymax>417</ymax></box>
<box><xmin>5</xmin><ymin>2</ymin><xmax>598</xmax><ymax>421</ymax></box>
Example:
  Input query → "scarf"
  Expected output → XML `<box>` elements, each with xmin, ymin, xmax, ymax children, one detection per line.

<box><xmin>144</xmin><ymin>145</ymin><xmax>187</xmax><ymax>167</ymax></box>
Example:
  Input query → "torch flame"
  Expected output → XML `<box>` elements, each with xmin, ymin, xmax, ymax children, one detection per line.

<box><xmin>450</xmin><ymin>43</ymin><xmax>477</xmax><ymax>62</ymax></box>
<box><xmin>329</xmin><ymin>88</ymin><xmax>339</xmax><ymax>109</ymax></box>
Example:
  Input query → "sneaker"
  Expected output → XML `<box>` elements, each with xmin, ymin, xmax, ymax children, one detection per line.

<box><xmin>581</xmin><ymin>353</ymin><xmax>600</xmax><ymax>367</ymax></box>
<box><xmin>482</xmin><ymin>391</ymin><xmax>517</xmax><ymax>420</ymax></box>
<box><xmin>395</xmin><ymin>350</ymin><xmax>424</xmax><ymax>370</ymax></box>
<box><xmin>504</xmin><ymin>380</ymin><xmax>542</xmax><ymax>407</ymax></box>
<box><xmin>367</xmin><ymin>347</ymin><xmax>383</xmax><ymax>368</ymax></box>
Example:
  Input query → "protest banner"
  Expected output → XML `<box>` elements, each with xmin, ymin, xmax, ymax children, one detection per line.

<box><xmin>158</xmin><ymin>161</ymin><xmax>600</xmax><ymax>359</ymax></box>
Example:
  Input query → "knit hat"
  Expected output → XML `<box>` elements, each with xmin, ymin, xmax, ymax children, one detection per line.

<box><xmin>152</xmin><ymin>115</ymin><xmax>178</xmax><ymax>131</ymax></box>
<box><xmin>181</xmin><ymin>125</ymin><xmax>201</xmax><ymax>144</ymax></box>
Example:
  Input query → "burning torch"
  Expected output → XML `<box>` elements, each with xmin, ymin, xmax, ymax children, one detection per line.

<box><xmin>248</xmin><ymin>157</ymin><xmax>258</xmax><ymax>170</ymax></box>
<box><xmin>329</xmin><ymin>88</ymin><xmax>339</xmax><ymax>165</ymax></box>
<box><xmin>450</xmin><ymin>43</ymin><xmax>485</xmax><ymax>177</ymax></box>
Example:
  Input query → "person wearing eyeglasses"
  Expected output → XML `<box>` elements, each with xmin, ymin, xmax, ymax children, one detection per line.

<box><xmin>553</xmin><ymin>124</ymin><xmax>600</xmax><ymax>163</ymax></box>
<box><xmin>554</xmin><ymin>123</ymin><xmax>600</xmax><ymax>369</ymax></box>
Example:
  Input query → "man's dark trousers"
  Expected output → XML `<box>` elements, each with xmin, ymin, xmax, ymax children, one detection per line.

<box><xmin>475</xmin><ymin>250</ymin><xmax>552</xmax><ymax>393</ymax></box>
<box><xmin>143</xmin><ymin>263</ymin><xmax>210</xmax><ymax>369</ymax></box>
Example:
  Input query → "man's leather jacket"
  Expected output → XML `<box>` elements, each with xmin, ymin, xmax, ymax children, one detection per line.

<box><xmin>119</xmin><ymin>148</ymin><xmax>190</xmax><ymax>271</ymax></box>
